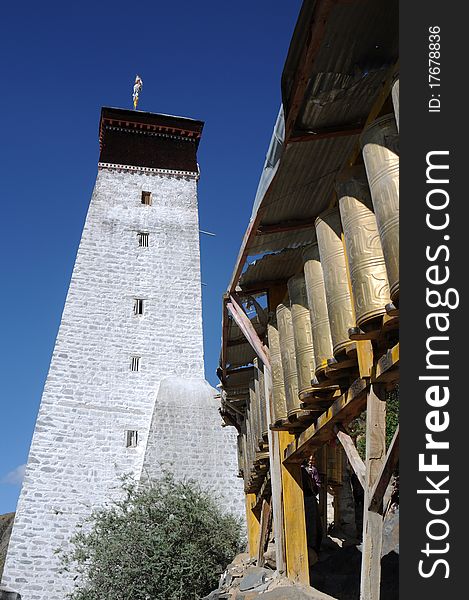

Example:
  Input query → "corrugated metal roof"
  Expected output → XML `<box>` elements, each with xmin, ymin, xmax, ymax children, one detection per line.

<box><xmin>240</xmin><ymin>247</ymin><xmax>307</xmax><ymax>291</ymax></box>
<box><xmin>282</xmin><ymin>0</ymin><xmax>399</xmax><ymax>125</ymax></box>
<box><xmin>243</xmin><ymin>0</ymin><xmax>398</xmax><ymax>259</ymax></box>
<box><xmin>248</xmin><ymin>134</ymin><xmax>358</xmax><ymax>256</ymax></box>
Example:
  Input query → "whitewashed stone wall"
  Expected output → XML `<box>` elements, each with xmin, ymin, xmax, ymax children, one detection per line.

<box><xmin>141</xmin><ymin>377</ymin><xmax>244</xmax><ymax>516</ymax></box>
<box><xmin>2</xmin><ymin>167</ymin><xmax>243</xmax><ymax>600</ymax></box>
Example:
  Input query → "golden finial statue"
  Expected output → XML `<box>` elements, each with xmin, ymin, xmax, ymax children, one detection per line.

<box><xmin>132</xmin><ymin>75</ymin><xmax>143</xmax><ymax>109</ymax></box>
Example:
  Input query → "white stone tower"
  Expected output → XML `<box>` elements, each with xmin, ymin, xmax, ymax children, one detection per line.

<box><xmin>2</xmin><ymin>108</ymin><xmax>243</xmax><ymax>600</ymax></box>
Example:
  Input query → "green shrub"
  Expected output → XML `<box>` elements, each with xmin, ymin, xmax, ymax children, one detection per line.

<box><xmin>60</xmin><ymin>473</ymin><xmax>244</xmax><ymax>600</ymax></box>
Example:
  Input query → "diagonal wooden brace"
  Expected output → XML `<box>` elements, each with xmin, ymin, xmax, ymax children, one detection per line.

<box><xmin>334</xmin><ymin>425</ymin><xmax>366</xmax><ymax>489</ymax></box>
<box><xmin>368</xmin><ymin>425</ymin><xmax>399</xmax><ymax>514</ymax></box>
<box><xmin>226</xmin><ymin>293</ymin><xmax>271</xmax><ymax>371</ymax></box>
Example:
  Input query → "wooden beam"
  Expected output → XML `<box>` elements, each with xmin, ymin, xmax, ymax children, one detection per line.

<box><xmin>335</xmin><ymin>428</ymin><xmax>366</xmax><ymax>489</ymax></box>
<box><xmin>279</xmin><ymin>431</ymin><xmax>310</xmax><ymax>585</ymax></box>
<box><xmin>221</xmin><ymin>295</ymin><xmax>230</xmax><ymax>379</ymax></box>
<box><xmin>246</xmin><ymin>493</ymin><xmax>261</xmax><ymax>559</ymax></box>
<box><xmin>318</xmin><ymin>447</ymin><xmax>328</xmax><ymax>533</ymax></box>
<box><xmin>284</xmin><ymin>378</ymin><xmax>369</xmax><ymax>463</ymax></box>
<box><xmin>228</xmin><ymin>206</ymin><xmax>266</xmax><ymax>294</ymax></box>
<box><xmin>359</xmin><ymin>386</ymin><xmax>386</xmax><ymax>600</ymax></box>
<box><xmin>226</xmin><ymin>294</ymin><xmax>271</xmax><ymax>371</ymax></box>
<box><xmin>356</xmin><ymin>341</ymin><xmax>374</xmax><ymax>379</ymax></box>
<box><xmin>264</xmin><ymin>366</ymin><xmax>287</xmax><ymax>574</ymax></box>
<box><xmin>372</xmin><ymin>343</ymin><xmax>400</xmax><ymax>384</ymax></box>
<box><xmin>369</xmin><ymin>425</ymin><xmax>399</xmax><ymax>514</ymax></box>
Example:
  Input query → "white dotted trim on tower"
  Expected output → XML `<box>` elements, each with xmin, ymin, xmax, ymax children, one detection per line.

<box><xmin>105</xmin><ymin>125</ymin><xmax>197</xmax><ymax>142</ymax></box>
<box><xmin>98</xmin><ymin>162</ymin><xmax>199</xmax><ymax>179</ymax></box>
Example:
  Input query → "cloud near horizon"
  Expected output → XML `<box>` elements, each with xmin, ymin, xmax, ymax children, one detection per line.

<box><xmin>2</xmin><ymin>463</ymin><xmax>26</xmax><ymax>485</ymax></box>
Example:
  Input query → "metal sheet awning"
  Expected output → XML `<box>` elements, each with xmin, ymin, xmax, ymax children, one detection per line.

<box><xmin>220</xmin><ymin>0</ymin><xmax>398</xmax><ymax>379</ymax></box>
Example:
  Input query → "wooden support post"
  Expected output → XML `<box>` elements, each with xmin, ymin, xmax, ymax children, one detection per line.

<box><xmin>318</xmin><ymin>446</ymin><xmax>328</xmax><ymax>534</ymax></box>
<box><xmin>264</xmin><ymin>366</ymin><xmax>287</xmax><ymax>574</ymax></box>
<box><xmin>279</xmin><ymin>431</ymin><xmax>309</xmax><ymax>585</ymax></box>
<box><xmin>369</xmin><ymin>425</ymin><xmax>399</xmax><ymax>514</ymax></box>
<box><xmin>256</xmin><ymin>499</ymin><xmax>272</xmax><ymax>567</ymax></box>
<box><xmin>245</xmin><ymin>493</ymin><xmax>260</xmax><ymax>559</ymax></box>
<box><xmin>360</xmin><ymin>385</ymin><xmax>386</xmax><ymax>600</ymax></box>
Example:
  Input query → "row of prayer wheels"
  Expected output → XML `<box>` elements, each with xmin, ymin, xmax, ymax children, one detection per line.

<box><xmin>268</xmin><ymin>108</ymin><xmax>399</xmax><ymax>423</ymax></box>
<box><xmin>238</xmin><ymin>359</ymin><xmax>269</xmax><ymax>489</ymax></box>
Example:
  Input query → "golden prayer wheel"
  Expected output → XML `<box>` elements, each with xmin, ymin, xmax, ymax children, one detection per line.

<box><xmin>326</xmin><ymin>442</ymin><xmax>344</xmax><ymax>486</ymax></box>
<box><xmin>302</xmin><ymin>244</ymin><xmax>334</xmax><ymax>380</ymax></box>
<box><xmin>249</xmin><ymin>377</ymin><xmax>262</xmax><ymax>450</ymax></box>
<box><xmin>337</xmin><ymin>167</ymin><xmax>391</xmax><ymax>331</ymax></box>
<box><xmin>254</xmin><ymin>358</ymin><xmax>268</xmax><ymax>442</ymax></box>
<box><xmin>267</xmin><ymin>319</ymin><xmax>288</xmax><ymax>424</ymax></box>
<box><xmin>361</xmin><ymin>114</ymin><xmax>400</xmax><ymax>303</ymax></box>
<box><xmin>287</xmin><ymin>274</ymin><xmax>316</xmax><ymax>400</ymax></box>
<box><xmin>392</xmin><ymin>78</ymin><xmax>399</xmax><ymax>131</ymax></box>
<box><xmin>246</xmin><ymin>404</ymin><xmax>256</xmax><ymax>473</ymax></box>
<box><xmin>276</xmin><ymin>302</ymin><xmax>301</xmax><ymax>418</ymax></box>
<box><xmin>315</xmin><ymin>208</ymin><xmax>355</xmax><ymax>358</ymax></box>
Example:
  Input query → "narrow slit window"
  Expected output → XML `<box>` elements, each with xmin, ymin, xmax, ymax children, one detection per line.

<box><xmin>126</xmin><ymin>430</ymin><xmax>138</xmax><ymax>448</ymax></box>
<box><xmin>130</xmin><ymin>356</ymin><xmax>141</xmax><ymax>372</ymax></box>
<box><xmin>137</xmin><ymin>232</ymin><xmax>149</xmax><ymax>247</ymax></box>
<box><xmin>134</xmin><ymin>298</ymin><xmax>144</xmax><ymax>315</ymax></box>
<box><xmin>141</xmin><ymin>191</ymin><xmax>152</xmax><ymax>206</ymax></box>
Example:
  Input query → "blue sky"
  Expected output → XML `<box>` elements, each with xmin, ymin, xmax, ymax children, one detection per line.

<box><xmin>0</xmin><ymin>1</ymin><xmax>302</xmax><ymax>514</ymax></box>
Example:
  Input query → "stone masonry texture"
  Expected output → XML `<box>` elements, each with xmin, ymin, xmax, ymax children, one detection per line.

<box><xmin>2</xmin><ymin>165</ymin><xmax>244</xmax><ymax>599</ymax></box>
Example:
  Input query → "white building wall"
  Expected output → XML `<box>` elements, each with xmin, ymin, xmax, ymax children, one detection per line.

<box><xmin>2</xmin><ymin>166</ymin><xmax>243</xmax><ymax>600</ymax></box>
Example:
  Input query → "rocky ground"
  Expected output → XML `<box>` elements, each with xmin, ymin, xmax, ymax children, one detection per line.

<box><xmin>204</xmin><ymin>505</ymin><xmax>399</xmax><ymax>600</ymax></box>
<box><xmin>202</xmin><ymin>553</ymin><xmax>337</xmax><ymax>600</ymax></box>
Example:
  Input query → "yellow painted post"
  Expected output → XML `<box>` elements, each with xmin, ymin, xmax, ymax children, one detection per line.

<box><xmin>279</xmin><ymin>431</ymin><xmax>309</xmax><ymax>585</ymax></box>
<box><xmin>245</xmin><ymin>493</ymin><xmax>260</xmax><ymax>559</ymax></box>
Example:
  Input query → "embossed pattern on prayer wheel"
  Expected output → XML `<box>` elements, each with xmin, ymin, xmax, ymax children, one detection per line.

<box><xmin>254</xmin><ymin>358</ymin><xmax>268</xmax><ymax>440</ymax></box>
<box><xmin>287</xmin><ymin>274</ymin><xmax>316</xmax><ymax>399</ymax></box>
<box><xmin>315</xmin><ymin>208</ymin><xmax>354</xmax><ymax>357</ymax></box>
<box><xmin>361</xmin><ymin>114</ymin><xmax>400</xmax><ymax>302</ymax></box>
<box><xmin>337</xmin><ymin>167</ymin><xmax>391</xmax><ymax>330</ymax></box>
<box><xmin>392</xmin><ymin>78</ymin><xmax>399</xmax><ymax>131</ymax></box>
<box><xmin>267</xmin><ymin>320</ymin><xmax>288</xmax><ymax>423</ymax></box>
<box><xmin>276</xmin><ymin>302</ymin><xmax>300</xmax><ymax>417</ymax></box>
<box><xmin>302</xmin><ymin>243</ymin><xmax>334</xmax><ymax>378</ymax></box>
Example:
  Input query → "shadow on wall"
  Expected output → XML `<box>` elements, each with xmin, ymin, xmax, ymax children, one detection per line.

<box><xmin>140</xmin><ymin>377</ymin><xmax>245</xmax><ymax>519</ymax></box>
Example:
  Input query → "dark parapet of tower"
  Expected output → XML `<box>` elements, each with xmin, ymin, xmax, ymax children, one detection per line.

<box><xmin>98</xmin><ymin>107</ymin><xmax>204</xmax><ymax>173</ymax></box>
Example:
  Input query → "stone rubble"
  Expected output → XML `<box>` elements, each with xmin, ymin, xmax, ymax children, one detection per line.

<box><xmin>203</xmin><ymin>553</ymin><xmax>337</xmax><ymax>600</ymax></box>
